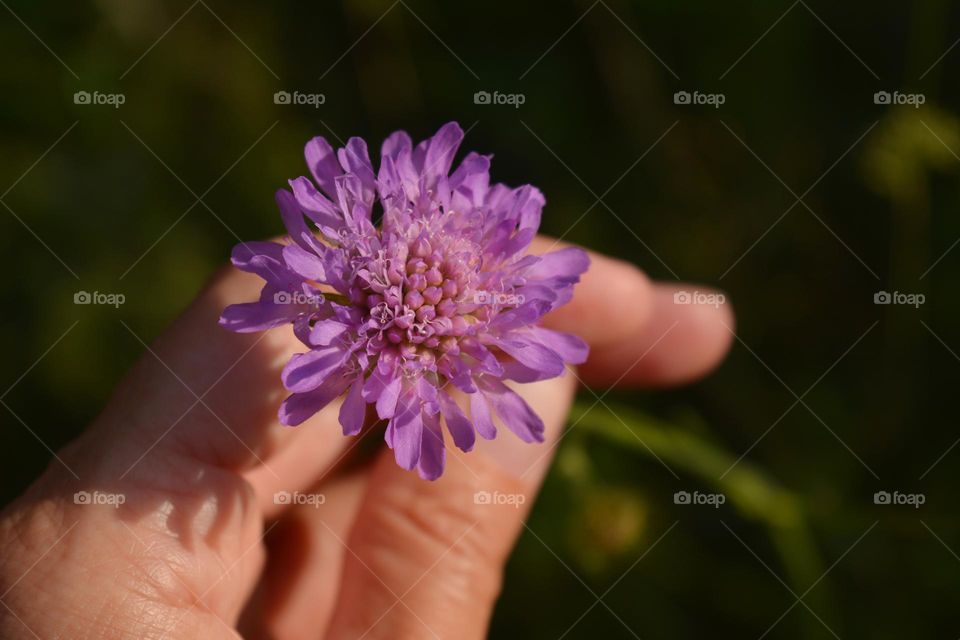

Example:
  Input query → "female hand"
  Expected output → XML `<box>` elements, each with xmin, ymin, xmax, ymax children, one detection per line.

<box><xmin>0</xmin><ymin>236</ymin><xmax>733</xmax><ymax>639</ymax></box>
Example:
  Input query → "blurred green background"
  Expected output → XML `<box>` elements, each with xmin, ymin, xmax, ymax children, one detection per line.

<box><xmin>2</xmin><ymin>0</ymin><xmax>959</xmax><ymax>637</ymax></box>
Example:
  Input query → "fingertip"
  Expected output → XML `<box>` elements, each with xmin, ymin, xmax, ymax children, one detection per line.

<box><xmin>581</xmin><ymin>283</ymin><xmax>735</xmax><ymax>387</ymax></box>
<box><xmin>658</xmin><ymin>284</ymin><xmax>735</xmax><ymax>384</ymax></box>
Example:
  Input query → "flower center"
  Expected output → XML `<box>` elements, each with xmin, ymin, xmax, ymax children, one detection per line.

<box><xmin>353</xmin><ymin>232</ymin><xmax>486</xmax><ymax>366</ymax></box>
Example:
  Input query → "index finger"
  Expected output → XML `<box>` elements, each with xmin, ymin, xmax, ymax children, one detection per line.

<box><xmin>530</xmin><ymin>236</ymin><xmax>734</xmax><ymax>386</ymax></box>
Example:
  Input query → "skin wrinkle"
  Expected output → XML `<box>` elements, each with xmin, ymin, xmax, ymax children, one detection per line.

<box><xmin>355</xmin><ymin>463</ymin><xmax>518</xmax><ymax>586</ymax></box>
<box><xmin>0</xmin><ymin>435</ymin><xmax>265</xmax><ymax>638</ymax></box>
<box><xmin>0</xmin><ymin>502</ymin><xmax>209</xmax><ymax>639</ymax></box>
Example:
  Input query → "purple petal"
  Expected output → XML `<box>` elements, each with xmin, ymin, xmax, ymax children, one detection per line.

<box><xmin>491</xmin><ymin>336</ymin><xmax>565</xmax><ymax>378</ymax></box>
<box><xmin>393</xmin><ymin>148</ymin><xmax>422</xmax><ymax>203</ymax></box>
<box><xmin>337</xmin><ymin>137</ymin><xmax>377</xmax><ymax>205</ymax></box>
<box><xmin>304</xmin><ymin>136</ymin><xmax>341</xmax><ymax>199</ymax></box>
<box><xmin>381</xmin><ymin>130</ymin><xmax>412</xmax><ymax>162</ymax></box>
<box><xmin>276</xmin><ymin>189</ymin><xmax>323</xmax><ymax>253</ymax></box>
<box><xmin>449</xmin><ymin>152</ymin><xmax>491</xmax><ymax>209</ymax></box>
<box><xmin>230</xmin><ymin>241</ymin><xmax>284</xmax><ymax>275</ymax></box>
<box><xmin>219</xmin><ymin>302</ymin><xmax>300</xmax><ymax>333</ymax></box>
<box><xmin>500</xmin><ymin>360</ymin><xmax>559</xmax><ymax>384</ymax></box>
<box><xmin>469</xmin><ymin>391</ymin><xmax>497</xmax><ymax>440</ymax></box>
<box><xmin>387</xmin><ymin>391</ymin><xmax>422</xmax><ymax>470</ymax></box>
<box><xmin>417</xmin><ymin>377</ymin><xmax>439</xmax><ymax>407</ymax></box>
<box><xmin>417</xmin><ymin>122</ymin><xmax>464</xmax><ymax>186</ymax></box>
<box><xmin>417</xmin><ymin>410</ymin><xmax>446</xmax><ymax>480</ymax></box>
<box><xmin>458</xmin><ymin>341</ymin><xmax>505</xmax><ymax>377</ymax></box>
<box><xmin>281</xmin><ymin>345</ymin><xmax>350</xmax><ymax>393</ymax></box>
<box><xmin>527</xmin><ymin>327</ymin><xmax>589</xmax><ymax>365</ymax></box>
<box><xmin>288</xmin><ymin>177</ymin><xmax>342</xmax><ymax>234</ymax></box>
<box><xmin>488</xmin><ymin>298</ymin><xmax>553</xmax><ymax>331</ymax></box>
<box><xmin>362</xmin><ymin>363</ymin><xmax>402</xmax><ymax>420</ymax></box>
<box><xmin>338</xmin><ymin>377</ymin><xmax>366</xmax><ymax>436</ymax></box>
<box><xmin>525</xmin><ymin>247</ymin><xmax>590</xmax><ymax>283</ymax></box>
<box><xmin>279</xmin><ymin>375</ymin><xmax>350</xmax><ymax>426</ymax></box>
<box><xmin>376</xmin><ymin>375</ymin><xmax>402</xmax><ymax>419</ymax></box>
<box><xmin>486</xmin><ymin>228</ymin><xmax>536</xmax><ymax>264</ymax></box>
<box><xmin>308</xmin><ymin>319</ymin><xmax>349</xmax><ymax>346</ymax></box>
<box><xmin>483</xmin><ymin>183</ymin><xmax>514</xmax><ymax>220</ymax></box>
<box><xmin>376</xmin><ymin>153</ymin><xmax>403</xmax><ymax>202</ymax></box>
<box><xmin>334</xmin><ymin>173</ymin><xmax>374</xmax><ymax>228</ymax></box>
<box><xmin>481</xmin><ymin>379</ymin><xmax>545</xmax><ymax>443</ymax></box>
<box><xmin>514</xmin><ymin>185</ymin><xmax>544</xmax><ymax>232</ymax></box>
<box><xmin>438</xmin><ymin>355</ymin><xmax>477</xmax><ymax>393</ymax></box>
<box><xmin>283</xmin><ymin>244</ymin><xmax>327</xmax><ymax>281</ymax></box>
<box><xmin>439</xmin><ymin>391</ymin><xmax>475</xmax><ymax>452</ymax></box>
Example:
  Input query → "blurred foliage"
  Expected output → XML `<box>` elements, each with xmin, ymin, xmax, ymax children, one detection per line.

<box><xmin>862</xmin><ymin>107</ymin><xmax>960</xmax><ymax>204</ymax></box>
<box><xmin>3</xmin><ymin>0</ymin><xmax>960</xmax><ymax>637</ymax></box>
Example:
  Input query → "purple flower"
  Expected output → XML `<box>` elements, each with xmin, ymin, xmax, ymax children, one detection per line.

<box><xmin>220</xmin><ymin>122</ymin><xmax>589</xmax><ymax>479</ymax></box>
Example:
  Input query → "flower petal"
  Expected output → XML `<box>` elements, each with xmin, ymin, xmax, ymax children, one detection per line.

<box><xmin>288</xmin><ymin>176</ymin><xmax>342</xmax><ymax>234</ymax></box>
<box><xmin>219</xmin><ymin>302</ymin><xmax>300</xmax><ymax>333</ymax></box>
<box><xmin>275</xmin><ymin>189</ymin><xmax>324</xmax><ymax>253</ymax></box>
<box><xmin>362</xmin><ymin>362</ymin><xmax>402</xmax><ymax>420</ymax></box>
<box><xmin>381</xmin><ymin>130</ymin><xmax>412</xmax><ymax>163</ymax></box>
<box><xmin>281</xmin><ymin>345</ymin><xmax>350</xmax><ymax>393</ymax></box>
<box><xmin>449</xmin><ymin>152</ymin><xmax>491</xmax><ymax>210</ymax></box>
<box><xmin>308</xmin><ymin>318</ymin><xmax>350</xmax><ymax>346</ymax></box>
<box><xmin>491</xmin><ymin>336</ymin><xmax>565</xmax><ymax>378</ymax></box>
<box><xmin>279</xmin><ymin>375</ymin><xmax>350</xmax><ymax>426</ymax></box>
<box><xmin>335</xmin><ymin>173</ymin><xmax>374</xmax><ymax>228</ymax></box>
<box><xmin>500</xmin><ymin>360</ymin><xmax>559</xmax><ymax>383</ymax></box>
<box><xmin>376</xmin><ymin>375</ymin><xmax>402</xmax><ymax>419</ymax></box>
<box><xmin>338</xmin><ymin>377</ymin><xmax>366</xmax><ymax>436</ymax></box>
<box><xmin>337</xmin><ymin>137</ymin><xmax>377</xmax><ymax>205</ymax></box>
<box><xmin>481</xmin><ymin>379</ymin><xmax>545</xmax><ymax>443</ymax></box>
<box><xmin>417</xmin><ymin>410</ymin><xmax>446</xmax><ymax>480</ymax></box>
<box><xmin>525</xmin><ymin>247</ymin><xmax>590</xmax><ymax>283</ymax></box>
<box><xmin>469</xmin><ymin>391</ymin><xmax>497</xmax><ymax>440</ymax></box>
<box><xmin>416</xmin><ymin>122</ymin><xmax>464</xmax><ymax>187</ymax></box>
<box><xmin>305</xmin><ymin>136</ymin><xmax>341</xmax><ymax>200</ymax></box>
<box><xmin>282</xmin><ymin>244</ymin><xmax>327</xmax><ymax>281</ymax></box>
<box><xmin>230</xmin><ymin>241</ymin><xmax>284</xmax><ymax>274</ymax></box>
<box><xmin>387</xmin><ymin>390</ymin><xmax>422</xmax><ymax>470</ymax></box>
<box><xmin>439</xmin><ymin>391</ymin><xmax>475</xmax><ymax>452</ymax></box>
<box><xmin>526</xmin><ymin>327</ymin><xmax>589</xmax><ymax>365</ymax></box>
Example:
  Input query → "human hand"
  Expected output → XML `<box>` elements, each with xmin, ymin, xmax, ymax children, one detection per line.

<box><xmin>0</xmin><ymin>236</ymin><xmax>732</xmax><ymax>639</ymax></box>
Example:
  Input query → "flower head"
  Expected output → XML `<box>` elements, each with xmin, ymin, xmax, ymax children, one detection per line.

<box><xmin>220</xmin><ymin>122</ymin><xmax>589</xmax><ymax>479</ymax></box>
